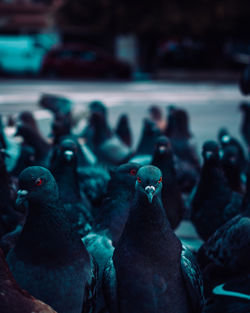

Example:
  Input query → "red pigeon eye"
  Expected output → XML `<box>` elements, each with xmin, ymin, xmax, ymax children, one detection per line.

<box><xmin>137</xmin><ymin>177</ymin><xmax>142</xmax><ymax>183</ymax></box>
<box><xmin>130</xmin><ymin>169</ymin><xmax>137</xmax><ymax>176</ymax></box>
<box><xmin>158</xmin><ymin>177</ymin><xmax>163</xmax><ymax>183</ymax></box>
<box><xmin>35</xmin><ymin>178</ymin><xmax>42</xmax><ymax>186</ymax></box>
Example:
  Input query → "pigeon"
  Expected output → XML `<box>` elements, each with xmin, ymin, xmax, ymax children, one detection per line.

<box><xmin>115</xmin><ymin>114</ymin><xmax>132</xmax><ymax>147</ymax></box>
<box><xmin>0</xmin><ymin>148</ymin><xmax>20</xmax><ymax>240</ymax></box>
<box><xmin>88</xmin><ymin>111</ymin><xmax>131</xmax><ymax>166</ymax></box>
<box><xmin>18</xmin><ymin>111</ymin><xmax>41</xmax><ymax>135</ymax></box>
<box><xmin>239</xmin><ymin>64</ymin><xmax>250</xmax><ymax>95</ymax></box>
<box><xmin>39</xmin><ymin>94</ymin><xmax>73</xmax><ymax>116</ymax></box>
<box><xmin>81</xmin><ymin>102</ymin><xmax>111</xmax><ymax>151</ymax></box>
<box><xmin>7</xmin><ymin>166</ymin><xmax>96</xmax><ymax>313</ymax></box>
<box><xmin>51</xmin><ymin>114</ymin><xmax>72</xmax><ymax>145</ymax></box>
<box><xmin>0</xmin><ymin>114</ymin><xmax>7</xmax><ymax>150</ymax></box>
<box><xmin>50</xmin><ymin>138</ymin><xmax>93</xmax><ymax>236</ymax></box>
<box><xmin>0</xmin><ymin>247</ymin><xmax>57</xmax><ymax>313</ymax></box>
<box><xmin>148</xmin><ymin>104</ymin><xmax>166</xmax><ymax>132</ymax></box>
<box><xmin>165</xmin><ymin>107</ymin><xmax>200</xmax><ymax>170</ymax></box>
<box><xmin>197</xmin><ymin>161</ymin><xmax>250</xmax><ymax>295</ymax></box>
<box><xmin>221</xmin><ymin>145</ymin><xmax>245</xmax><ymax>194</ymax></box>
<box><xmin>95</xmin><ymin>162</ymin><xmax>141</xmax><ymax>245</ymax></box>
<box><xmin>11</xmin><ymin>145</ymin><xmax>36</xmax><ymax>178</ymax></box>
<box><xmin>136</xmin><ymin>118</ymin><xmax>162</xmax><ymax>155</ymax></box>
<box><xmin>240</xmin><ymin>102</ymin><xmax>250</xmax><ymax>149</ymax></box>
<box><xmin>151</xmin><ymin>136</ymin><xmax>185</xmax><ymax>229</ymax></box>
<box><xmin>39</xmin><ymin>94</ymin><xmax>73</xmax><ymax>145</ymax></box>
<box><xmin>15</xmin><ymin>124</ymin><xmax>51</xmax><ymax>167</ymax></box>
<box><xmin>78</xmin><ymin>165</ymin><xmax>110</xmax><ymax>215</ymax></box>
<box><xmin>103</xmin><ymin>165</ymin><xmax>204</xmax><ymax>313</ymax></box>
<box><xmin>191</xmin><ymin>141</ymin><xmax>243</xmax><ymax>241</ymax></box>
<box><xmin>218</xmin><ymin>127</ymin><xmax>246</xmax><ymax>172</ymax></box>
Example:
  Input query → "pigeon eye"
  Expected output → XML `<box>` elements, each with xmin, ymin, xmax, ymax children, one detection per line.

<box><xmin>158</xmin><ymin>177</ymin><xmax>162</xmax><ymax>183</ymax></box>
<box><xmin>130</xmin><ymin>169</ymin><xmax>137</xmax><ymax>176</ymax></box>
<box><xmin>137</xmin><ymin>177</ymin><xmax>142</xmax><ymax>183</ymax></box>
<box><xmin>35</xmin><ymin>178</ymin><xmax>42</xmax><ymax>186</ymax></box>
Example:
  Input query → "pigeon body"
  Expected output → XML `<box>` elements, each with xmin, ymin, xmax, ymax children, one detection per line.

<box><xmin>115</xmin><ymin>114</ymin><xmax>132</xmax><ymax>147</ymax></box>
<box><xmin>136</xmin><ymin>118</ymin><xmax>162</xmax><ymax>155</ymax></box>
<box><xmin>7</xmin><ymin>166</ymin><xmax>95</xmax><ymax>313</ymax></box>
<box><xmin>165</xmin><ymin>107</ymin><xmax>200</xmax><ymax>170</ymax></box>
<box><xmin>103</xmin><ymin>165</ymin><xmax>204</xmax><ymax>313</ymax></box>
<box><xmin>0</xmin><ymin>247</ymin><xmax>57</xmax><ymax>313</ymax></box>
<box><xmin>151</xmin><ymin>136</ymin><xmax>184</xmax><ymax>229</ymax></box>
<box><xmin>96</xmin><ymin>162</ymin><xmax>141</xmax><ymax>245</ymax></box>
<box><xmin>50</xmin><ymin>139</ymin><xmax>93</xmax><ymax>236</ymax></box>
<box><xmin>191</xmin><ymin>141</ymin><xmax>242</xmax><ymax>240</ymax></box>
<box><xmin>197</xmin><ymin>163</ymin><xmax>250</xmax><ymax>294</ymax></box>
<box><xmin>15</xmin><ymin>124</ymin><xmax>50</xmax><ymax>167</ymax></box>
<box><xmin>221</xmin><ymin>145</ymin><xmax>245</xmax><ymax>194</ymax></box>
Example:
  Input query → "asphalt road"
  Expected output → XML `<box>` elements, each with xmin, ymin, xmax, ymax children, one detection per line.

<box><xmin>0</xmin><ymin>79</ymin><xmax>249</xmax><ymax>250</ymax></box>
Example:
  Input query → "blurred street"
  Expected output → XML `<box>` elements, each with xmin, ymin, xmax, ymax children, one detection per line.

<box><xmin>0</xmin><ymin>79</ymin><xmax>248</xmax><ymax>151</ymax></box>
<box><xmin>0</xmin><ymin>79</ymin><xmax>248</xmax><ymax>251</ymax></box>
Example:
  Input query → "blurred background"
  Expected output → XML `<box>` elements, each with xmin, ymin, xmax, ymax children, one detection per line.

<box><xmin>0</xmin><ymin>0</ymin><xmax>250</xmax><ymax>255</ymax></box>
<box><xmin>0</xmin><ymin>0</ymin><xmax>250</xmax><ymax>79</ymax></box>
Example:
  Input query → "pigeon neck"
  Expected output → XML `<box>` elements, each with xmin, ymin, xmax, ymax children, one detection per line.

<box><xmin>152</xmin><ymin>152</ymin><xmax>176</xmax><ymax>178</ymax></box>
<box><xmin>15</xmin><ymin>201</ymin><xmax>86</xmax><ymax>264</ymax></box>
<box><xmin>54</xmin><ymin>161</ymin><xmax>81</xmax><ymax>203</ymax></box>
<box><xmin>223</xmin><ymin>164</ymin><xmax>242</xmax><ymax>192</ymax></box>
<box><xmin>242</xmin><ymin>178</ymin><xmax>250</xmax><ymax>215</ymax></box>
<box><xmin>107</xmin><ymin>176</ymin><xmax>135</xmax><ymax>197</ymax></box>
<box><xmin>93</xmin><ymin>119</ymin><xmax>111</xmax><ymax>146</ymax></box>
<box><xmin>122</xmin><ymin>192</ymin><xmax>182</xmax><ymax>260</ymax></box>
<box><xmin>23</xmin><ymin>131</ymin><xmax>49</xmax><ymax>156</ymax></box>
<box><xmin>201</xmin><ymin>160</ymin><xmax>229</xmax><ymax>189</ymax></box>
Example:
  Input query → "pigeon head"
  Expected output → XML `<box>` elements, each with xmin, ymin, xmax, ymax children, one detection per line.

<box><xmin>51</xmin><ymin>115</ymin><xmax>71</xmax><ymax>141</ymax></box>
<box><xmin>166</xmin><ymin>107</ymin><xmax>191</xmax><ymax>138</ymax></box>
<box><xmin>18</xmin><ymin>111</ymin><xmax>38</xmax><ymax>132</ymax></box>
<box><xmin>15</xmin><ymin>123</ymin><xmax>31</xmax><ymax>139</ymax></box>
<box><xmin>218</xmin><ymin>127</ymin><xmax>230</xmax><ymax>145</ymax></box>
<box><xmin>221</xmin><ymin>145</ymin><xmax>240</xmax><ymax>166</ymax></box>
<box><xmin>136</xmin><ymin>165</ymin><xmax>163</xmax><ymax>203</ymax></box>
<box><xmin>143</xmin><ymin>119</ymin><xmax>160</xmax><ymax>136</ymax></box>
<box><xmin>149</xmin><ymin>105</ymin><xmax>162</xmax><ymax>121</ymax></box>
<box><xmin>202</xmin><ymin>141</ymin><xmax>220</xmax><ymax>163</ymax></box>
<box><xmin>116</xmin><ymin>162</ymin><xmax>141</xmax><ymax>179</ymax></box>
<box><xmin>16</xmin><ymin>166</ymin><xmax>59</xmax><ymax>207</ymax></box>
<box><xmin>90</xmin><ymin>111</ymin><xmax>106</xmax><ymax>126</ymax></box>
<box><xmin>154</xmin><ymin>135</ymin><xmax>172</xmax><ymax>156</ymax></box>
<box><xmin>110</xmin><ymin>163</ymin><xmax>141</xmax><ymax>189</ymax></box>
<box><xmin>58</xmin><ymin>138</ymin><xmax>78</xmax><ymax>163</ymax></box>
<box><xmin>89</xmin><ymin>100</ymin><xmax>107</xmax><ymax>116</ymax></box>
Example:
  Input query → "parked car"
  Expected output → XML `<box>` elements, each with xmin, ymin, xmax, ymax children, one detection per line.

<box><xmin>41</xmin><ymin>43</ymin><xmax>132</xmax><ymax>79</ymax></box>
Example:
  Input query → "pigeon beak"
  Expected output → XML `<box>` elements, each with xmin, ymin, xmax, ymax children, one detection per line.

<box><xmin>145</xmin><ymin>185</ymin><xmax>156</xmax><ymax>203</ymax></box>
<box><xmin>16</xmin><ymin>189</ymin><xmax>28</xmax><ymax>208</ymax></box>
<box><xmin>221</xmin><ymin>135</ymin><xmax>230</xmax><ymax>144</ymax></box>
<box><xmin>158</xmin><ymin>145</ymin><xmax>167</xmax><ymax>154</ymax></box>
<box><xmin>205</xmin><ymin>151</ymin><xmax>213</xmax><ymax>160</ymax></box>
<box><xmin>64</xmin><ymin>150</ymin><xmax>74</xmax><ymax>161</ymax></box>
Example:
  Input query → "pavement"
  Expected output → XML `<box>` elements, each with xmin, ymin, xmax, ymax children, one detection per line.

<box><xmin>0</xmin><ymin>79</ymin><xmax>249</xmax><ymax>250</ymax></box>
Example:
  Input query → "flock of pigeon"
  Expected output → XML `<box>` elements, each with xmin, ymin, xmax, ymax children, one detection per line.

<box><xmin>0</xmin><ymin>94</ymin><xmax>250</xmax><ymax>313</ymax></box>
